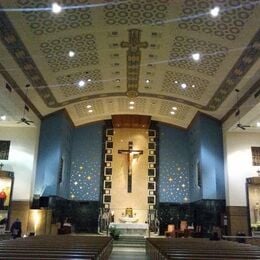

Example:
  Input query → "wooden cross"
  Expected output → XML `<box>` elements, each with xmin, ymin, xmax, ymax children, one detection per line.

<box><xmin>118</xmin><ymin>141</ymin><xmax>143</xmax><ymax>193</ymax></box>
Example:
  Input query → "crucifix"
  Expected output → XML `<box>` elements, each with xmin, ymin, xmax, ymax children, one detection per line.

<box><xmin>118</xmin><ymin>141</ymin><xmax>143</xmax><ymax>193</ymax></box>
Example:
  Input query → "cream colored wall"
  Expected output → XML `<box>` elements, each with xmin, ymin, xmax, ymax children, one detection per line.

<box><xmin>0</xmin><ymin>126</ymin><xmax>40</xmax><ymax>201</ymax></box>
<box><xmin>224</xmin><ymin>132</ymin><xmax>260</xmax><ymax>206</ymax></box>
<box><xmin>110</xmin><ymin>128</ymin><xmax>149</xmax><ymax>223</ymax></box>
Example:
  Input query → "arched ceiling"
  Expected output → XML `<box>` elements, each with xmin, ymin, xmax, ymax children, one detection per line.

<box><xmin>0</xmin><ymin>0</ymin><xmax>259</xmax><ymax>128</ymax></box>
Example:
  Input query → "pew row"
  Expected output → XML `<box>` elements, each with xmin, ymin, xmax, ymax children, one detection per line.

<box><xmin>146</xmin><ymin>238</ymin><xmax>260</xmax><ymax>259</ymax></box>
<box><xmin>0</xmin><ymin>235</ymin><xmax>112</xmax><ymax>259</ymax></box>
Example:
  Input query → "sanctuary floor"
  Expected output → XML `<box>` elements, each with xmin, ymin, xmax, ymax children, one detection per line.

<box><xmin>109</xmin><ymin>247</ymin><xmax>148</xmax><ymax>260</ymax></box>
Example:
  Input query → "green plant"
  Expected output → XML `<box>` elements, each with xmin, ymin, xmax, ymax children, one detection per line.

<box><xmin>109</xmin><ymin>226</ymin><xmax>120</xmax><ymax>240</ymax></box>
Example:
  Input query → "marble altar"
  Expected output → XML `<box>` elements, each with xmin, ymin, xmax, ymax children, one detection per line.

<box><xmin>119</xmin><ymin>216</ymin><xmax>138</xmax><ymax>223</ymax></box>
<box><xmin>109</xmin><ymin>222</ymin><xmax>149</xmax><ymax>236</ymax></box>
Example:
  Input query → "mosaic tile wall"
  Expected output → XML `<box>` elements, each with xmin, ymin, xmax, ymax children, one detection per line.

<box><xmin>69</xmin><ymin>123</ymin><xmax>104</xmax><ymax>201</ymax></box>
<box><xmin>158</xmin><ymin>124</ymin><xmax>190</xmax><ymax>203</ymax></box>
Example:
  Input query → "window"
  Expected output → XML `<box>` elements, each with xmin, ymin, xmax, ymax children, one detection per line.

<box><xmin>0</xmin><ymin>141</ymin><xmax>11</xmax><ymax>160</ymax></box>
<box><xmin>251</xmin><ymin>147</ymin><xmax>260</xmax><ymax>166</ymax></box>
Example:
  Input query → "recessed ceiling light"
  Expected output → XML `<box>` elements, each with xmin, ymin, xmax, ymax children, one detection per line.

<box><xmin>191</xmin><ymin>84</ymin><xmax>195</xmax><ymax>88</ymax></box>
<box><xmin>0</xmin><ymin>115</ymin><xmax>6</xmax><ymax>120</ymax></box>
<box><xmin>86</xmin><ymin>105</ymin><xmax>92</xmax><ymax>109</ymax></box>
<box><xmin>210</xmin><ymin>6</ymin><xmax>220</xmax><ymax>17</ymax></box>
<box><xmin>191</xmin><ymin>53</ymin><xmax>200</xmax><ymax>61</ymax></box>
<box><xmin>257</xmin><ymin>122</ymin><xmax>260</xmax><ymax>127</ymax></box>
<box><xmin>78</xmin><ymin>80</ymin><xmax>85</xmax><ymax>87</ymax></box>
<box><xmin>88</xmin><ymin>109</ymin><xmax>93</xmax><ymax>113</ymax></box>
<box><xmin>174</xmin><ymin>80</ymin><xmax>178</xmax><ymax>84</ymax></box>
<box><xmin>87</xmin><ymin>78</ymin><xmax>92</xmax><ymax>82</ymax></box>
<box><xmin>170</xmin><ymin>111</ymin><xmax>176</xmax><ymax>115</ymax></box>
<box><xmin>181</xmin><ymin>83</ymin><xmax>187</xmax><ymax>89</ymax></box>
<box><xmin>52</xmin><ymin>3</ymin><xmax>62</xmax><ymax>14</ymax></box>
<box><xmin>129</xmin><ymin>101</ymin><xmax>135</xmax><ymax>105</ymax></box>
<box><xmin>172</xmin><ymin>107</ymin><xmax>177</xmax><ymax>110</ymax></box>
<box><xmin>68</xmin><ymin>51</ymin><xmax>75</xmax><ymax>57</ymax></box>
<box><xmin>115</xmin><ymin>79</ymin><xmax>120</xmax><ymax>83</ymax></box>
<box><xmin>145</xmin><ymin>79</ymin><xmax>150</xmax><ymax>83</ymax></box>
<box><xmin>129</xmin><ymin>106</ymin><xmax>134</xmax><ymax>110</ymax></box>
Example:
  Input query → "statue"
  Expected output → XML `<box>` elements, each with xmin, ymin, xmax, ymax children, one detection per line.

<box><xmin>254</xmin><ymin>202</ymin><xmax>260</xmax><ymax>224</ymax></box>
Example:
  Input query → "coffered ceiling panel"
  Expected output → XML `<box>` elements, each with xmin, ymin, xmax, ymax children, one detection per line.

<box><xmin>0</xmin><ymin>0</ymin><xmax>259</xmax><ymax>128</ymax></box>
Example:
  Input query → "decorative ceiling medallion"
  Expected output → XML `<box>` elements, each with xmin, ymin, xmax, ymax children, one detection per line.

<box><xmin>162</xmin><ymin>71</ymin><xmax>209</xmax><ymax>100</ymax></box>
<box><xmin>104</xmin><ymin>0</ymin><xmax>169</xmax><ymax>26</ymax></box>
<box><xmin>17</xmin><ymin>0</ymin><xmax>92</xmax><ymax>35</ymax></box>
<box><xmin>121</xmin><ymin>29</ymin><xmax>148</xmax><ymax>98</ymax></box>
<box><xmin>169</xmin><ymin>36</ymin><xmax>228</xmax><ymax>76</ymax></box>
<box><xmin>40</xmin><ymin>34</ymin><xmax>99</xmax><ymax>72</ymax></box>
<box><xmin>179</xmin><ymin>0</ymin><xmax>256</xmax><ymax>41</ymax></box>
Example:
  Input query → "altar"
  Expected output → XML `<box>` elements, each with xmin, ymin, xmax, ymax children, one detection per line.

<box><xmin>109</xmin><ymin>222</ymin><xmax>149</xmax><ymax>236</ymax></box>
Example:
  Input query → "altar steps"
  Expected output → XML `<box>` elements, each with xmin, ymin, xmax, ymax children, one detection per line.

<box><xmin>113</xmin><ymin>236</ymin><xmax>146</xmax><ymax>248</ymax></box>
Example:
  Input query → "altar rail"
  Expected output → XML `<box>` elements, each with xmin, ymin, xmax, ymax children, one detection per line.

<box><xmin>146</xmin><ymin>238</ymin><xmax>260</xmax><ymax>259</ymax></box>
<box><xmin>0</xmin><ymin>235</ymin><xmax>112</xmax><ymax>259</ymax></box>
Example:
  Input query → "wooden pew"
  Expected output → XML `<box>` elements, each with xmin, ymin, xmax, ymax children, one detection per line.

<box><xmin>0</xmin><ymin>235</ymin><xmax>112</xmax><ymax>259</ymax></box>
<box><xmin>146</xmin><ymin>238</ymin><xmax>260</xmax><ymax>260</ymax></box>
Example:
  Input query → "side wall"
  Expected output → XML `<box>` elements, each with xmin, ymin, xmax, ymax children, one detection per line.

<box><xmin>224</xmin><ymin>132</ymin><xmax>260</xmax><ymax>235</ymax></box>
<box><xmin>0</xmin><ymin>125</ymin><xmax>40</xmax><ymax>233</ymax></box>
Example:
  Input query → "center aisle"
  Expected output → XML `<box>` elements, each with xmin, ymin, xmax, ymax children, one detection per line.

<box><xmin>109</xmin><ymin>236</ymin><xmax>148</xmax><ymax>260</ymax></box>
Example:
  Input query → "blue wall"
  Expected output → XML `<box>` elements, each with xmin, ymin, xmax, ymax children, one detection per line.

<box><xmin>200</xmin><ymin>116</ymin><xmax>225</xmax><ymax>200</ymax></box>
<box><xmin>158</xmin><ymin>124</ymin><xmax>190</xmax><ymax>203</ymax></box>
<box><xmin>69</xmin><ymin>123</ymin><xmax>104</xmax><ymax>201</ymax></box>
<box><xmin>35</xmin><ymin>111</ymin><xmax>73</xmax><ymax>198</ymax></box>
<box><xmin>158</xmin><ymin>114</ymin><xmax>225</xmax><ymax>203</ymax></box>
<box><xmin>35</xmin><ymin>111</ymin><xmax>224</xmax><ymax>204</ymax></box>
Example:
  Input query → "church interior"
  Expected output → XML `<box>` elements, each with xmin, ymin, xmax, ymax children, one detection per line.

<box><xmin>0</xmin><ymin>0</ymin><xmax>260</xmax><ymax>258</ymax></box>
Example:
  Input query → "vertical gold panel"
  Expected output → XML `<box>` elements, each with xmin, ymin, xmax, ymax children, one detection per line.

<box><xmin>110</xmin><ymin>128</ymin><xmax>148</xmax><ymax>223</ymax></box>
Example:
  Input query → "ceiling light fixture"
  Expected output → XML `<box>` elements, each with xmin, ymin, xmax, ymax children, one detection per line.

<box><xmin>174</xmin><ymin>80</ymin><xmax>178</xmax><ymax>84</ymax></box>
<box><xmin>181</xmin><ymin>83</ymin><xmax>187</xmax><ymax>89</ymax></box>
<box><xmin>191</xmin><ymin>53</ymin><xmax>200</xmax><ymax>61</ymax></box>
<box><xmin>78</xmin><ymin>80</ymin><xmax>85</xmax><ymax>87</ymax></box>
<box><xmin>86</xmin><ymin>105</ymin><xmax>92</xmax><ymax>109</ymax></box>
<box><xmin>172</xmin><ymin>107</ymin><xmax>177</xmax><ymax>110</ymax></box>
<box><xmin>129</xmin><ymin>101</ymin><xmax>135</xmax><ymax>105</ymax></box>
<box><xmin>0</xmin><ymin>115</ymin><xmax>6</xmax><ymax>121</ymax></box>
<box><xmin>257</xmin><ymin>122</ymin><xmax>260</xmax><ymax>127</ymax></box>
<box><xmin>68</xmin><ymin>51</ymin><xmax>75</xmax><ymax>57</ymax></box>
<box><xmin>145</xmin><ymin>79</ymin><xmax>150</xmax><ymax>83</ymax></box>
<box><xmin>87</xmin><ymin>78</ymin><xmax>92</xmax><ymax>82</ymax></box>
<box><xmin>129</xmin><ymin>106</ymin><xmax>134</xmax><ymax>110</ymax></box>
<box><xmin>170</xmin><ymin>111</ymin><xmax>176</xmax><ymax>115</ymax></box>
<box><xmin>51</xmin><ymin>3</ymin><xmax>62</xmax><ymax>14</ymax></box>
<box><xmin>88</xmin><ymin>109</ymin><xmax>93</xmax><ymax>113</ymax></box>
<box><xmin>191</xmin><ymin>84</ymin><xmax>195</xmax><ymax>88</ymax></box>
<box><xmin>210</xmin><ymin>6</ymin><xmax>220</xmax><ymax>17</ymax></box>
